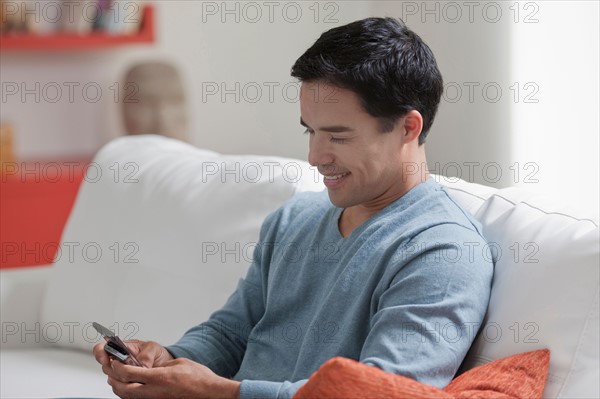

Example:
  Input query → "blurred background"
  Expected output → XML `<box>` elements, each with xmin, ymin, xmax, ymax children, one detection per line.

<box><xmin>1</xmin><ymin>0</ymin><xmax>598</xmax><ymax>217</ymax></box>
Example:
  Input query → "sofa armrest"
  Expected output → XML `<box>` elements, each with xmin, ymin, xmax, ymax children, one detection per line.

<box><xmin>1</xmin><ymin>265</ymin><xmax>53</xmax><ymax>349</ymax></box>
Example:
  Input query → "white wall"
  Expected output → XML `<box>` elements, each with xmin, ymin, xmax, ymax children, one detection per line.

<box><xmin>1</xmin><ymin>1</ymin><xmax>598</xmax><ymax>217</ymax></box>
<box><xmin>1</xmin><ymin>0</ymin><xmax>370</xmax><ymax>161</ymax></box>
<box><xmin>371</xmin><ymin>0</ymin><xmax>599</xmax><ymax>218</ymax></box>
<box><xmin>370</xmin><ymin>0</ymin><xmax>522</xmax><ymax>189</ymax></box>
<box><xmin>509</xmin><ymin>1</ymin><xmax>599</xmax><ymax>219</ymax></box>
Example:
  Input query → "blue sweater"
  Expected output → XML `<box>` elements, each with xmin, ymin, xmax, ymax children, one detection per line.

<box><xmin>167</xmin><ymin>179</ymin><xmax>494</xmax><ymax>399</ymax></box>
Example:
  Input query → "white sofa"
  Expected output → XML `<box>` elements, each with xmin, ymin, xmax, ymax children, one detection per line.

<box><xmin>1</xmin><ymin>135</ymin><xmax>598</xmax><ymax>398</ymax></box>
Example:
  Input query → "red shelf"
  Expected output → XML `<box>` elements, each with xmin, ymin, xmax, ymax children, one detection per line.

<box><xmin>0</xmin><ymin>5</ymin><xmax>155</xmax><ymax>51</ymax></box>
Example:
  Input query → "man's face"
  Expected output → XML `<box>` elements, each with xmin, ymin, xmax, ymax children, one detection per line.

<box><xmin>300</xmin><ymin>81</ymin><xmax>407</xmax><ymax>209</ymax></box>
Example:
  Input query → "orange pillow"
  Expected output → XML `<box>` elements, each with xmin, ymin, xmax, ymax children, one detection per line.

<box><xmin>293</xmin><ymin>349</ymin><xmax>550</xmax><ymax>399</ymax></box>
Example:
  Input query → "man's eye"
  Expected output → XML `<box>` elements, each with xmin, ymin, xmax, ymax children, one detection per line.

<box><xmin>303</xmin><ymin>129</ymin><xmax>314</xmax><ymax>135</ymax></box>
<box><xmin>330</xmin><ymin>137</ymin><xmax>346</xmax><ymax>144</ymax></box>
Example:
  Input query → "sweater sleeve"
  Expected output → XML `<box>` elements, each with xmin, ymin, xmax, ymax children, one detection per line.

<box><xmin>165</xmin><ymin>266</ymin><xmax>264</xmax><ymax>378</ymax></box>
<box><xmin>359</xmin><ymin>223</ymin><xmax>494</xmax><ymax>388</ymax></box>
<box><xmin>165</xmin><ymin>213</ymin><xmax>275</xmax><ymax>378</ymax></box>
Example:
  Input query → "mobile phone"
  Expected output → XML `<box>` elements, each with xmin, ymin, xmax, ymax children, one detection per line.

<box><xmin>93</xmin><ymin>322</ymin><xmax>144</xmax><ymax>367</ymax></box>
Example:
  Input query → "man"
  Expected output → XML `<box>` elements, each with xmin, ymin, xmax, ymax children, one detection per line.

<box><xmin>94</xmin><ymin>17</ymin><xmax>493</xmax><ymax>399</ymax></box>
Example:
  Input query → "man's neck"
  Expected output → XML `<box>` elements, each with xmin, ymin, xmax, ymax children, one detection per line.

<box><xmin>338</xmin><ymin>166</ymin><xmax>430</xmax><ymax>238</ymax></box>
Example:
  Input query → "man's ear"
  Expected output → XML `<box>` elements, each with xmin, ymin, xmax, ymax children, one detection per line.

<box><xmin>399</xmin><ymin>110</ymin><xmax>423</xmax><ymax>144</ymax></box>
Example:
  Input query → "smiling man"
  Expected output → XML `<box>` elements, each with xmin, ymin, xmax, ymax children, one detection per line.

<box><xmin>95</xmin><ymin>18</ymin><xmax>494</xmax><ymax>399</ymax></box>
<box><xmin>299</xmin><ymin>80</ymin><xmax>429</xmax><ymax>236</ymax></box>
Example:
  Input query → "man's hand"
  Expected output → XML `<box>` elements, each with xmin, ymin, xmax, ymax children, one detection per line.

<box><xmin>93</xmin><ymin>340</ymin><xmax>173</xmax><ymax>370</ymax></box>
<box><xmin>93</xmin><ymin>340</ymin><xmax>240</xmax><ymax>399</ymax></box>
<box><xmin>107</xmin><ymin>358</ymin><xmax>241</xmax><ymax>399</ymax></box>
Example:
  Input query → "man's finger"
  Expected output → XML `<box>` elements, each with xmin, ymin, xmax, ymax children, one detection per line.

<box><xmin>101</xmin><ymin>363</ymin><xmax>113</xmax><ymax>377</ymax></box>
<box><xmin>135</xmin><ymin>341</ymin><xmax>167</xmax><ymax>368</ymax></box>
<box><xmin>111</xmin><ymin>359</ymin><xmax>152</xmax><ymax>384</ymax></box>
<box><xmin>135</xmin><ymin>342</ymin><xmax>156</xmax><ymax>368</ymax></box>
<box><xmin>93</xmin><ymin>343</ymin><xmax>110</xmax><ymax>367</ymax></box>
<box><xmin>108</xmin><ymin>376</ymin><xmax>146</xmax><ymax>399</ymax></box>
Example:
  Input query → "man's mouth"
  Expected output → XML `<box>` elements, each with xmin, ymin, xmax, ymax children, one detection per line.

<box><xmin>323</xmin><ymin>172</ymin><xmax>350</xmax><ymax>181</ymax></box>
<box><xmin>322</xmin><ymin>172</ymin><xmax>350</xmax><ymax>188</ymax></box>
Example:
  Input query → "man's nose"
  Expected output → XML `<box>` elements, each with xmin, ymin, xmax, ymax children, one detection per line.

<box><xmin>308</xmin><ymin>134</ymin><xmax>334</xmax><ymax>167</ymax></box>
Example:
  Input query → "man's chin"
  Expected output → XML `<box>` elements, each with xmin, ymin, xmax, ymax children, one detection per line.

<box><xmin>325</xmin><ymin>190</ymin><xmax>351</xmax><ymax>209</ymax></box>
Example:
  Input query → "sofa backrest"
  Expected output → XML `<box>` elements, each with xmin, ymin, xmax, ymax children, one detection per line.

<box><xmin>41</xmin><ymin>135</ymin><xmax>323</xmax><ymax>350</ymax></box>
<box><xmin>435</xmin><ymin>176</ymin><xmax>599</xmax><ymax>399</ymax></box>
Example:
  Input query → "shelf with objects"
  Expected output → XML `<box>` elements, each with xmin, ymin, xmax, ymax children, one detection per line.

<box><xmin>0</xmin><ymin>2</ymin><xmax>158</xmax><ymax>268</ymax></box>
<box><xmin>0</xmin><ymin>4</ymin><xmax>155</xmax><ymax>51</ymax></box>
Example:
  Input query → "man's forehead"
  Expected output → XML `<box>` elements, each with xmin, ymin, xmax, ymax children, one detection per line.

<box><xmin>300</xmin><ymin>81</ymin><xmax>346</xmax><ymax>102</ymax></box>
<box><xmin>299</xmin><ymin>82</ymin><xmax>368</xmax><ymax>123</ymax></box>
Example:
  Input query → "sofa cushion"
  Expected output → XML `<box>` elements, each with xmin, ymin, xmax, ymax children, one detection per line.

<box><xmin>292</xmin><ymin>349</ymin><xmax>550</xmax><ymax>399</ymax></box>
<box><xmin>438</xmin><ymin>181</ymin><xmax>599</xmax><ymax>399</ymax></box>
<box><xmin>431</xmin><ymin>174</ymin><xmax>497</xmax><ymax>215</ymax></box>
<box><xmin>0</xmin><ymin>348</ymin><xmax>116</xmax><ymax>398</ymax></box>
<box><xmin>294</xmin><ymin>357</ymin><xmax>453</xmax><ymax>399</ymax></box>
<box><xmin>40</xmin><ymin>135</ymin><xmax>323</xmax><ymax>351</ymax></box>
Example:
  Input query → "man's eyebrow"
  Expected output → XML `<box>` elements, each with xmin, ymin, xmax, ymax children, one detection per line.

<box><xmin>299</xmin><ymin>118</ymin><xmax>354</xmax><ymax>133</ymax></box>
<box><xmin>321</xmin><ymin>125</ymin><xmax>354</xmax><ymax>133</ymax></box>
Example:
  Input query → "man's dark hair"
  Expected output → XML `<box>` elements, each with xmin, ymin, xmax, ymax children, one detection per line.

<box><xmin>291</xmin><ymin>17</ymin><xmax>443</xmax><ymax>145</ymax></box>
